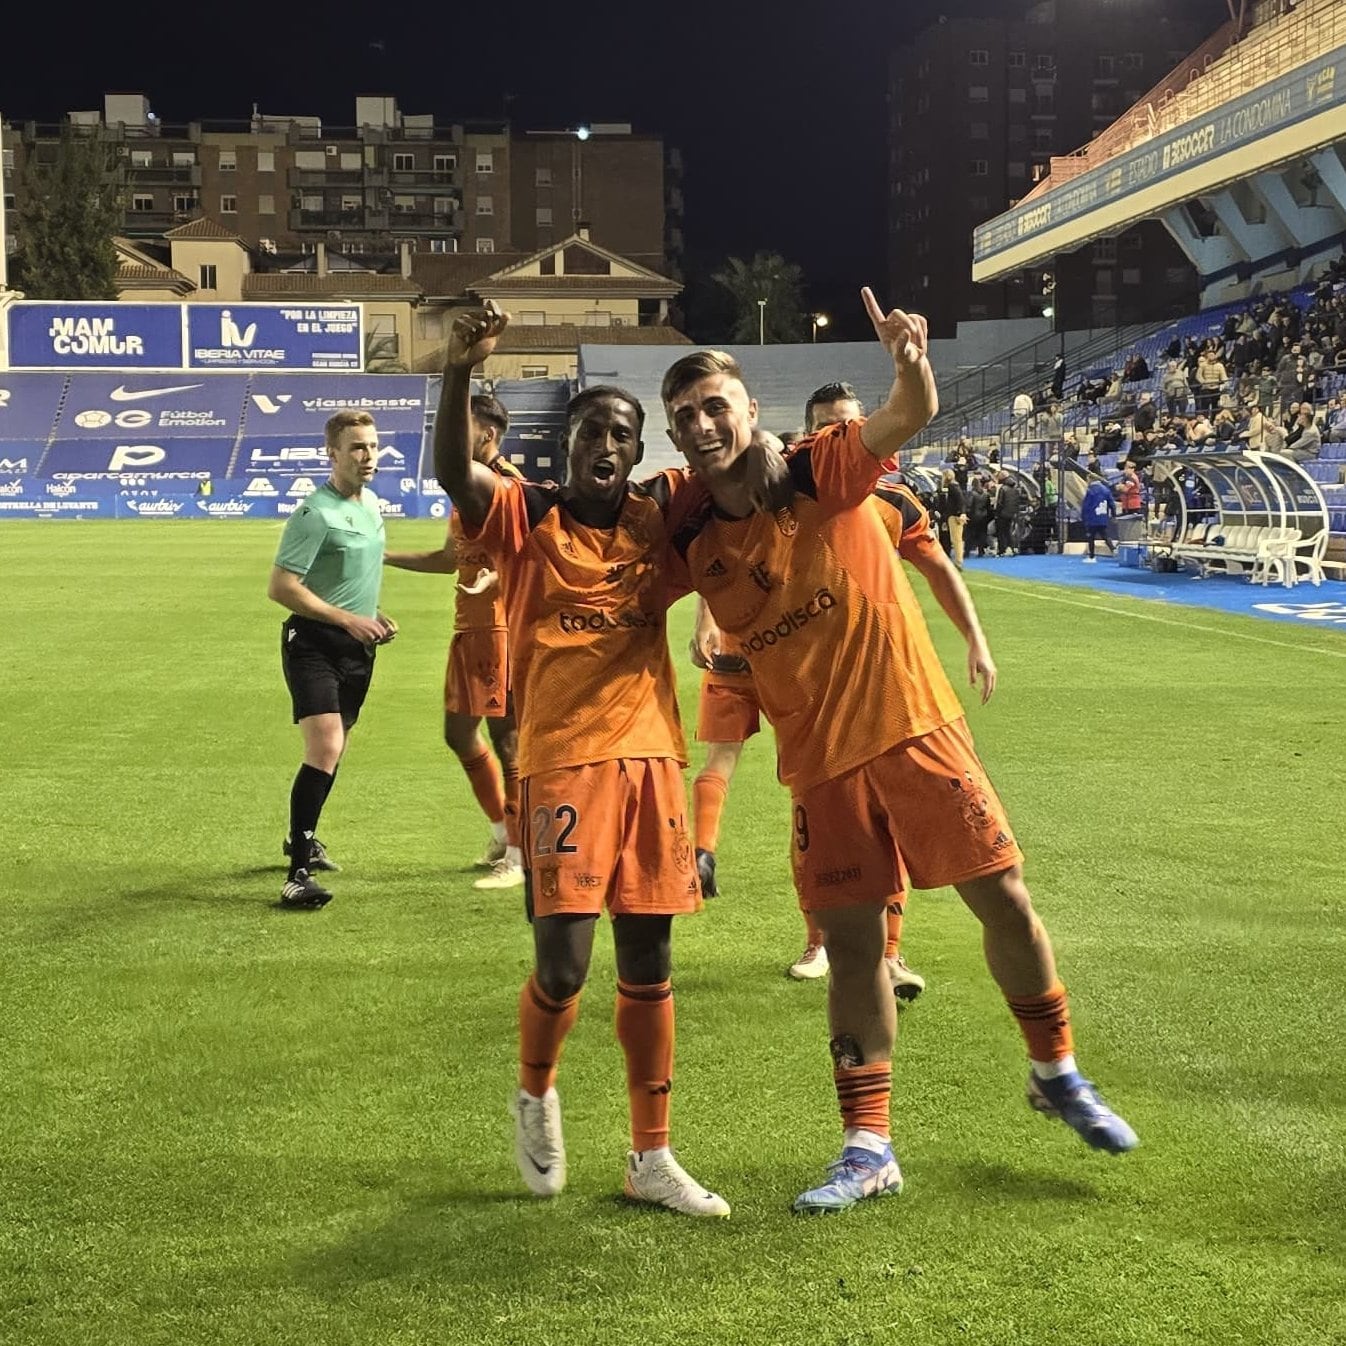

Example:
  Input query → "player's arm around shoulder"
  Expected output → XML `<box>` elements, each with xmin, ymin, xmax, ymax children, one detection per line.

<box><xmin>384</xmin><ymin>528</ymin><xmax>458</xmax><ymax>573</ymax></box>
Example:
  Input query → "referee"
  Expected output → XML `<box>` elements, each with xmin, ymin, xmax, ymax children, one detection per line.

<box><xmin>267</xmin><ymin>409</ymin><xmax>396</xmax><ymax>908</ymax></box>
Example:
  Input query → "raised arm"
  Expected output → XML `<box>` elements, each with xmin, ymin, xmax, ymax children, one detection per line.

<box><xmin>858</xmin><ymin>287</ymin><xmax>939</xmax><ymax>460</ymax></box>
<box><xmin>434</xmin><ymin>302</ymin><xmax>510</xmax><ymax>529</ymax></box>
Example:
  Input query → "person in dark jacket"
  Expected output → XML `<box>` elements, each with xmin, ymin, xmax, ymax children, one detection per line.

<box><xmin>993</xmin><ymin>472</ymin><xmax>1024</xmax><ymax>556</ymax></box>
<box><xmin>967</xmin><ymin>476</ymin><xmax>993</xmax><ymax>557</ymax></box>
<box><xmin>1080</xmin><ymin>478</ymin><xmax>1116</xmax><ymax>562</ymax></box>
<box><xmin>935</xmin><ymin>468</ymin><xmax>968</xmax><ymax>569</ymax></box>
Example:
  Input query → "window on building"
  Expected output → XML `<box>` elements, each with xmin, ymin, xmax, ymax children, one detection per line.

<box><xmin>1165</xmin><ymin>266</ymin><xmax>1189</xmax><ymax>285</ymax></box>
<box><xmin>1121</xmin><ymin>232</ymin><xmax>1143</xmax><ymax>251</ymax></box>
<box><xmin>475</xmin><ymin>150</ymin><xmax>494</xmax><ymax>173</ymax></box>
<box><xmin>301</xmin><ymin>242</ymin><xmax>317</xmax><ymax>255</ymax></box>
<box><xmin>476</xmin><ymin>237</ymin><xmax>495</xmax><ymax>253</ymax></box>
<box><xmin>536</xmin><ymin>206</ymin><xmax>553</xmax><ymax>227</ymax></box>
<box><xmin>393</xmin><ymin>194</ymin><xmax>416</xmax><ymax>213</ymax></box>
<box><xmin>916</xmin><ymin>94</ymin><xmax>930</xmax><ymax>114</ymax></box>
<box><xmin>1091</xmin><ymin>92</ymin><xmax>1110</xmax><ymax>113</ymax></box>
<box><xmin>220</xmin><ymin>194</ymin><xmax>237</xmax><ymax>213</ymax></box>
<box><xmin>969</xmin><ymin>159</ymin><xmax>989</xmax><ymax>176</ymax></box>
<box><xmin>258</xmin><ymin>194</ymin><xmax>275</xmax><ymax>214</ymax></box>
<box><xmin>1034</xmin><ymin>128</ymin><xmax>1054</xmax><ymax>150</ymax></box>
<box><xmin>540</xmin><ymin>254</ymin><xmax>556</xmax><ymax>276</ymax></box>
<box><xmin>1033</xmin><ymin>54</ymin><xmax>1055</xmax><ymax>74</ymax></box>
<box><xmin>343</xmin><ymin>241</ymin><xmax>366</xmax><ymax>254</ymax></box>
<box><xmin>130</xmin><ymin>150</ymin><xmax>153</xmax><ymax>168</ymax></box>
<box><xmin>1008</xmin><ymin>51</ymin><xmax>1026</xmax><ymax>68</ymax></box>
<box><xmin>434</xmin><ymin>153</ymin><xmax>457</xmax><ymax>175</ymax></box>
<box><xmin>295</xmin><ymin>150</ymin><xmax>325</xmax><ymax>170</ymax></box>
<box><xmin>2</xmin><ymin>148</ymin><xmax>14</xmax><ymax>171</ymax></box>
<box><xmin>1094</xmin><ymin>269</ymin><xmax>1115</xmax><ymax>295</ymax></box>
<box><xmin>1121</xmin><ymin>267</ymin><xmax>1142</xmax><ymax>286</ymax></box>
<box><xmin>1009</xmin><ymin>87</ymin><xmax>1028</xmax><ymax>105</ymax></box>
<box><xmin>968</xmin><ymin>86</ymin><xmax>989</xmax><ymax>102</ymax></box>
<box><xmin>1009</xmin><ymin>123</ymin><xmax>1028</xmax><ymax>143</ymax></box>
<box><xmin>1008</xmin><ymin>161</ymin><xmax>1026</xmax><ymax>178</ymax></box>
<box><xmin>432</xmin><ymin>195</ymin><xmax>454</xmax><ymax>215</ymax></box>
<box><xmin>1122</xmin><ymin>53</ymin><xmax>1144</xmax><ymax>71</ymax></box>
<box><xmin>583</xmin><ymin>312</ymin><xmax>612</xmax><ymax>326</ymax></box>
<box><xmin>970</xmin><ymin>121</ymin><xmax>990</xmax><ymax>140</ymax></box>
<box><xmin>173</xmin><ymin>193</ymin><xmax>197</xmax><ymax>213</ymax></box>
<box><xmin>335</xmin><ymin>152</ymin><xmax>358</xmax><ymax>171</ymax></box>
<box><xmin>341</xmin><ymin>194</ymin><xmax>362</xmax><ymax>212</ymax></box>
<box><xmin>1034</xmin><ymin>90</ymin><xmax>1055</xmax><ymax>116</ymax></box>
<box><xmin>218</xmin><ymin>151</ymin><xmax>236</xmax><ymax>171</ymax></box>
<box><xmin>301</xmin><ymin>194</ymin><xmax>323</xmax><ymax>211</ymax></box>
<box><xmin>428</xmin><ymin>237</ymin><xmax>455</xmax><ymax>253</ymax></box>
<box><xmin>970</xmin><ymin>195</ymin><xmax>990</xmax><ymax>212</ymax></box>
<box><xmin>172</xmin><ymin>152</ymin><xmax>195</xmax><ymax>167</ymax></box>
<box><xmin>535</xmin><ymin>167</ymin><xmax>552</xmax><ymax>186</ymax></box>
<box><xmin>1094</xmin><ymin>55</ymin><xmax>1115</xmax><ymax>78</ymax></box>
<box><xmin>257</xmin><ymin>150</ymin><xmax>275</xmax><ymax>173</ymax></box>
<box><xmin>1093</xmin><ymin>238</ymin><xmax>1117</xmax><ymax>263</ymax></box>
<box><xmin>521</xmin><ymin>365</ymin><xmax>549</xmax><ymax>379</ymax></box>
<box><xmin>199</xmin><ymin>264</ymin><xmax>218</xmax><ymax>289</ymax></box>
<box><xmin>476</xmin><ymin>194</ymin><xmax>494</xmax><ymax>215</ymax></box>
<box><xmin>393</xmin><ymin>152</ymin><xmax>414</xmax><ymax>171</ymax></box>
<box><xmin>969</xmin><ymin>49</ymin><xmax>989</xmax><ymax>65</ymax></box>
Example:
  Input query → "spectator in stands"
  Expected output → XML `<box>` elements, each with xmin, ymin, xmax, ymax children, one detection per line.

<box><xmin>1085</xmin><ymin>445</ymin><xmax>1103</xmax><ymax>477</ymax></box>
<box><xmin>1063</xmin><ymin>433</ymin><xmax>1081</xmax><ymax>462</ymax></box>
<box><xmin>1187</xmin><ymin>412</ymin><xmax>1215</xmax><ymax>447</ymax></box>
<box><xmin>952</xmin><ymin>439</ymin><xmax>975</xmax><ymax>486</ymax></box>
<box><xmin>1122</xmin><ymin>352</ymin><xmax>1150</xmax><ymax>383</ymax></box>
<box><xmin>1012</xmin><ymin>390</ymin><xmax>1034</xmax><ymax>431</ymax></box>
<box><xmin>1116</xmin><ymin>462</ymin><xmax>1143</xmax><ymax>516</ymax></box>
<box><xmin>1253</xmin><ymin>362</ymin><xmax>1277</xmax><ymax>414</ymax></box>
<box><xmin>966</xmin><ymin>475</ymin><xmax>993</xmax><ymax>558</ymax></box>
<box><xmin>1240</xmin><ymin>403</ymin><xmax>1269</xmax><ymax>450</ymax></box>
<box><xmin>1276</xmin><ymin>349</ymin><xmax>1303</xmax><ymax>411</ymax></box>
<box><xmin>1287</xmin><ymin>406</ymin><xmax>1322</xmax><ymax>462</ymax></box>
<box><xmin>992</xmin><ymin>471</ymin><xmax>1024</xmax><ymax>556</ymax></box>
<box><xmin>1080</xmin><ymin>476</ymin><xmax>1116</xmax><ymax>563</ymax></box>
<box><xmin>1133</xmin><ymin>392</ymin><xmax>1158</xmax><ymax>435</ymax></box>
<box><xmin>1096</xmin><ymin>420</ymin><xmax>1125</xmax><ymax>457</ymax></box>
<box><xmin>935</xmin><ymin>468</ymin><xmax>968</xmax><ymax>570</ymax></box>
<box><xmin>1195</xmin><ymin>345</ymin><xmax>1228</xmax><ymax>414</ymax></box>
<box><xmin>1213</xmin><ymin>408</ymin><xmax>1237</xmax><ymax>443</ymax></box>
<box><xmin>987</xmin><ymin>444</ymin><xmax>1001</xmax><ymax>466</ymax></box>
<box><xmin>1324</xmin><ymin>394</ymin><xmax>1346</xmax><ymax>443</ymax></box>
<box><xmin>778</xmin><ymin>431</ymin><xmax>804</xmax><ymax>449</ymax></box>
<box><xmin>1161</xmin><ymin>360</ymin><xmax>1191</xmax><ymax>417</ymax></box>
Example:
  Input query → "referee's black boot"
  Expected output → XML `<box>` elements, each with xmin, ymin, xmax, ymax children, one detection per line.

<box><xmin>283</xmin><ymin>835</ymin><xmax>341</xmax><ymax>872</ymax></box>
<box><xmin>279</xmin><ymin>869</ymin><xmax>334</xmax><ymax>909</ymax></box>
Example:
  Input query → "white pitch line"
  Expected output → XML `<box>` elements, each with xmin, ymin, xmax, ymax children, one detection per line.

<box><xmin>971</xmin><ymin>579</ymin><xmax>1346</xmax><ymax>660</ymax></box>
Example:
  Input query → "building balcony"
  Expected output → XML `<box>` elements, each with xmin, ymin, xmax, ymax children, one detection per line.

<box><xmin>387</xmin><ymin>169</ymin><xmax>461</xmax><ymax>191</ymax></box>
<box><xmin>289</xmin><ymin>208</ymin><xmax>368</xmax><ymax>230</ymax></box>
<box><xmin>122</xmin><ymin>165</ymin><xmax>202</xmax><ymax>186</ymax></box>
<box><xmin>288</xmin><ymin>168</ymin><xmax>366</xmax><ymax>189</ymax></box>
<box><xmin>122</xmin><ymin>209</ymin><xmax>194</xmax><ymax>231</ymax></box>
<box><xmin>386</xmin><ymin>209</ymin><xmax>464</xmax><ymax>231</ymax></box>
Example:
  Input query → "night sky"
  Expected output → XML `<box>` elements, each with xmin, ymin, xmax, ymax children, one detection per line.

<box><xmin>9</xmin><ymin>0</ymin><xmax>1223</xmax><ymax>338</ymax></box>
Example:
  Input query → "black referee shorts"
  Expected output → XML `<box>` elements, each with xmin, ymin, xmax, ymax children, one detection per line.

<box><xmin>281</xmin><ymin>616</ymin><xmax>375</xmax><ymax>729</ymax></box>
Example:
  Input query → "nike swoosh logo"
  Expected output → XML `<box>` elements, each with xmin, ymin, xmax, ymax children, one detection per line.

<box><xmin>526</xmin><ymin>1154</ymin><xmax>551</xmax><ymax>1175</ymax></box>
<box><xmin>110</xmin><ymin>383</ymin><xmax>204</xmax><ymax>402</ymax></box>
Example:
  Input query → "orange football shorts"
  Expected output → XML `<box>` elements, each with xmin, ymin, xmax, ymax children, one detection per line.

<box><xmin>521</xmin><ymin>757</ymin><xmax>702</xmax><ymax>919</ymax></box>
<box><xmin>444</xmin><ymin>628</ymin><xmax>510</xmax><ymax>718</ymax></box>
<box><xmin>790</xmin><ymin>718</ymin><xmax>1024</xmax><ymax>911</ymax></box>
<box><xmin>695</xmin><ymin>665</ymin><xmax>761</xmax><ymax>743</ymax></box>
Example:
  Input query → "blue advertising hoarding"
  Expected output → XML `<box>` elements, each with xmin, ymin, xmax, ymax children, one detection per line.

<box><xmin>7</xmin><ymin>304</ymin><xmax>184</xmax><ymax>370</ymax></box>
<box><xmin>42</xmin><ymin>436</ymin><xmax>236</xmax><ymax>480</ymax></box>
<box><xmin>5</xmin><ymin>302</ymin><xmax>364</xmax><ymax>371</ymax></box>
<box><xmin>53</xmin><ymin>374</ymin><xmax>250</xmax><ymax>439</ymax></box>
<box><xmin>0</xmin><ymin>373</ymin><xmax>69</xmax><ymax>448</ymax></box>
<box><xmin>186</xmin><ymin>305</ymin><xmax>363</xmax><ymax>371</ymax></box>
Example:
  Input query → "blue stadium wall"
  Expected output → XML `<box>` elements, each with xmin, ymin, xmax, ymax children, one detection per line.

<box><xmin>0</xmin><ymin>372</ymin><xmax>572</xmax><ymax>519</ymax></box>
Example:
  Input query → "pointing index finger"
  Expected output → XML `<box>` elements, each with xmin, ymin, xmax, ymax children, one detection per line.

<box><xmin>860</xmin><ymin>286</ymin><xmax>886</xmax><ymax>329</ymax></box>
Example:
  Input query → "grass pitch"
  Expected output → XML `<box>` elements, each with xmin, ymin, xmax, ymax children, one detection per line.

<box><xmin>2</xmin><ymin>519</ymin><xmax>1344</xmax><ymax>1346</ymax></box>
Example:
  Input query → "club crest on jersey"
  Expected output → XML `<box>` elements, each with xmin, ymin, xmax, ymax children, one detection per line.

<box><xmin>748</xmin><ymin>562</ymin><xmax>773</xmax><ymax>592</ymax></box>
<box><xmin>619</xmin><ymin>509</ymin><xmax>653</xmax><ymax>551</ymax></box>
<box><xmin>538</xmin><ymin>864</ymin><xmax>560</xmax><ymax>900</ymax></box>
<box><xmin>774</xmin><ymin>507</ymin><xmax>798</xmax><ymax>537</ymax></box>
<box><xmin>949</xmin><ymin>773</ymin><xmax>994</xmax><ymax>830</ymax></box>
<box><xmin>475</xmin><ymin>659</ymin><xmax>499</xmax><ymax>688</ymax></box>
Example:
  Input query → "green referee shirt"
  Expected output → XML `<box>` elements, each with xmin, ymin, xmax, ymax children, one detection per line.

<box><xmin>274</xmin><ymin>482</ymin><xmax>385</xmax><ymax>618</ymax></box>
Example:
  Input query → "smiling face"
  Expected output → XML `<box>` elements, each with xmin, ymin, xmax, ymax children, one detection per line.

<box><xmin>664</xmin><ymin>372</ymin><xmax>758</xmax><ymax>482</ymax></box>
<box><xmin>564</xmin><ymin>392</ymin><xmax>643</xmax><ymax>507</ymax></box>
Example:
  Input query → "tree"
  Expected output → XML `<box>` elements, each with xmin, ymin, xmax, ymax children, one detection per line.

<box><xmin>12</xmin><ymin>127</ymin><xmax>124</xmax><ymax>300</ymax></box>
<box><xmin>710</xmin><ymin>252</ymin><xmax>807</xmax><ymax>344</ymax></box>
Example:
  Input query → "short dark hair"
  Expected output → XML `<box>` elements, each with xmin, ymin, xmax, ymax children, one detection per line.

<box><xmin>660</xmin><ymin>350</ymin><xmax>748</xmax><ymax>407</ymax></box>
<box><xmin>804</xmin><ymin>381</ymin><xmax>864</xmax><ymax>429</ymax></box>
<box><xmin>566</xmin><ymin>385</ymin><xmax>645</xmax><ymax>437</ymax></box>
<box><xmin>471</xmin><ymin>393</ymin><xmax>510</xmax><ymax>441</ymax></box>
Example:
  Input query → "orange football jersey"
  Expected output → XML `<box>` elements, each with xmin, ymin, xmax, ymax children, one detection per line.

<box><xmin>450</xmin><ymin>455</ymin><xmax>523</xmax><ymax>632</ymax></box>
<box><xmin>465</xmin><ymin>475</ymin><xmax>686</xmax><ymax>777</ymax></box>
<box><xmin>663</xmin><ymin>420</ymin><xmax>965</xmax><ymax>793</ymax></box>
